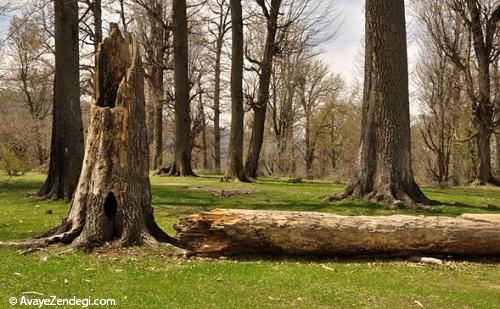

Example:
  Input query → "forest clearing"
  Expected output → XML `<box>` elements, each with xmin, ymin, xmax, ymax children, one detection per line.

<box><xmin>0</xmin><ymin>0</ymin><xmax>500</xmax><ymax>307</ymax></box>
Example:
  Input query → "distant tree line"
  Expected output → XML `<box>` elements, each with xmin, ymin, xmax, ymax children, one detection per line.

<box><xmin>0</xmin><ymin>0</ymin><xmax>499</xmax><ymax>202</ymax></box>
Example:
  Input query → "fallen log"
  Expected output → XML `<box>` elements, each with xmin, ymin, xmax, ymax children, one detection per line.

<box><xmin>175</xmin><ymin>209</ymin><xmax>500</xmax><ymax>256</ymax></box>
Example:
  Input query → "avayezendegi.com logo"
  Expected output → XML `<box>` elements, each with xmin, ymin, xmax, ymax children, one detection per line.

<box><xmin>8</xmin><ymin>295</ymin><xmax>116</xmax><ymax>307</ymax></box>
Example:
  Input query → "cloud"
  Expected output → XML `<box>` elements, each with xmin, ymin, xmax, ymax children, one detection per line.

<box><xmin>321</xmin><ymin>0</ymin><xmax>364</xmax><ymax>85</ymax></box>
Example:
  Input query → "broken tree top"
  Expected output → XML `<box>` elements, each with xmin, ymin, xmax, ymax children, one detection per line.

<box><xmin>175</xmin><ymin>209</ymin><xmax>500</xmax><ymax>256</ymax></box>
<box><xmin>95</xmin><ymin>23</ymin><xmax>136</xmax><ymax>109</ymax></box>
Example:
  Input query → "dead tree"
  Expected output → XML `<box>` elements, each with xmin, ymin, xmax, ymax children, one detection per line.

<box><xmin>176</xmin><ymin>209</ymin><xmax>500</xmax><ymax>257</ymax></box>
<box><xmin>30</xmin><ymin>24</ymin><xmax>175</xmax><ymax>250</ymax></box>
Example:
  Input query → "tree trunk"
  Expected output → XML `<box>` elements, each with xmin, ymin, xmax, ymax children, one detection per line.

<box><xmin>330</xmin><ymin>0</ymin><xmax>430</xmax><ymax>205</ymax></box>
<box><xmin>38</xmin><ymin>0</ymin><xmax>84</xmax><ymax>200</ymax></box>
<box><xmin>176</xmin><ymin>209</ymin><xmax>500</xmax><ymax>257</ymax></box>
<box><xmin>170</xmin><ymin>0</ymin><xmax>195</xmax><ymax>176</ymax></box>
<box><xmin>33</xmin><ymin>119</ymin><xmax>46</xmax><ymax>166</ymax></box>
<box><xmin>225</xmin><ymin>0</ymin><xmax>249</xmax><ymax>182</ymax></box>
<box><xmin>245</xmin><ymin>107</ymin><xmax>266</xmax><ymax>178</ymax></box>
<box><xmin>304</xmin><ymin>110</ymin><xmax>315</xmax><ymax>180</ymax></box>
<box><xmin>472</xmin><ymin>67</ymin><xmax>497</xmax><ymax>185</ymax></box>
<box><xmin>496</xmin><ymin>133</ymin><xmax>500</xmax><ymax>177</ymax></box>
<box><xmin>244</xmin><ymin>0</ymin><xmax>282</xmax><ymax>179</ymax></box>
<box><xmin>213</xmin><ymin>38</ymin><xmax>223</xmax><ymax>173</ymax></box>
<box><xmin>92</xmin><ymin>0</ymin><xmax>102</xmax><ymax>54</ymax></box>
<box><xmin>152</xmin><ymin>36</ymin><xmax>165</xmax><ymax>170</ymax></box>
<box><xmin>198</xmin><ymin>88</ymin><xmax>209</xmax><ymax>171</ymax></box>
<box><xmin>475</xmin><ymin>123</ymin><xmax>496</xmax><ymax>185</ymax></box>
<box><xmin>465</xmin><ymin>0</ymin><xmax>499</xmax><ymax>185</ymax></box>
<box><xmin>152</xmin><ymin>68</ymin><xmax>164</xmax><ymax>170</ymax></box>
<box><xmin>37</xmin><ymin>25</ymin><xmax>175</xmax><ymax>250</ymax></box>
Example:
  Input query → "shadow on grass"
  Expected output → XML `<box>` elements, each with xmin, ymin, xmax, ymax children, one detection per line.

<box><xmin>150</xmin><ymin>184</ymin><xmax>452</xmax><ymax>218</ymax></box>
<box><xmin>209</xmin><ymin>254</ymin><xmax>500</xmax><ymax>265</ymax></box>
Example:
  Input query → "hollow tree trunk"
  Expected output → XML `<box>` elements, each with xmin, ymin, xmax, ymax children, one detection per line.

<box><xmin>38</xmin><ymin>0</ymin><xmax>84</xmax><ymax>200</ymax></box>
<box><xmin>244</xmin><ymin>0</ymin><xmax>282</xmax><ymax>179</ymax></box>
<box><xmin>176</xmin><ymin>209</ymin><xmax>500</xmax><ymax>257</ymax></box>
<box><xmin>330</xmin><ymin>0</ymin><xmax>430</xmax><ymax>205</ymax></box>
<box><xmin>37</xmin><ymin>24</ymin><xmax>175</xmax><ymax>250</ymax></box>
<box><xmin>170</xmin><ymin>0</ymin><xmax>195</xmax><ymax>176</ymax></box>
<box><xmin>226</xmin><ymin>0</ymin><xmax>249</xmax><ymax>182</ymax></box>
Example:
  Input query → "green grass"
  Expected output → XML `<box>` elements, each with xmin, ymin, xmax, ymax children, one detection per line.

<box><xmin>0</xmin><ymin>173</ymin><xmax>499</xmax><ymax>308</ymax></box>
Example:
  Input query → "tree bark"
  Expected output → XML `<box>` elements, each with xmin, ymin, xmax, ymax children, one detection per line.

<box><xmin>244</xmin><ymin>0</ymin><xmax>282</xmax><ymax>179</ymax></box>
<box><xmin>38</xmin><ymin>0</ymin><xmax>84</xmax><ymax>200</ymax></box>
<box><xmin>496</xmin><ymin>133</ymin><xmax>500</xmax><ymax>177</ymax></box>
<box><xmin>170</xmin><ymin>0</ymin><xmax>196</xmax><ymax>176</ymax></box>
<box><xmin>176</xmin><ymin>209</ymin><xmax>500</xmax><ymax>257</ymax></box>
<box><xmin>36</xmin><ymin>24</ymin><xmax>175</xmax><ymax>250</ymax></box>
<box><xmin>151</xmin><ymin>21</ymin><xmax>165</xmax><ymax>170</ymax></box>
<box><xmin>198</xmin><ymin>86</ymin><xmax>209</xmax><ymax>171</ymax></box>
<box><xmin>92</xmin><ymin>0</ymin><xmax>102</xmax><ymax>54</ymax></box>
<box><xmin>225</xmin><ymin>0</ymin><xmax>249</xmax><ymax>182</ymax></box>
<box><xmin>330</xmin><ymin>0</ymin><xmax>430</xmax><ymax>205</ymax></box>
<box><xmin>213</xmin><ymin>39</ymin><xmax>222</xmax><ymax>173</ymax></box>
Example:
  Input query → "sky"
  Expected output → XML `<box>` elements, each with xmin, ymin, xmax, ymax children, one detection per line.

<box><xmin>321</xmin><ymin>0</ymin><xmax>422</xmax><ymax>114</ymax></box>
<box><xmin>321</xmin><ymin>0</ymin><xmax>364</xmax><ymax>88</ymax></box>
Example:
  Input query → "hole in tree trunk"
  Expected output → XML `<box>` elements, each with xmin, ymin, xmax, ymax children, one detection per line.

<box><xmin>104</xmin><ymin>192</ymin><xmax>118</xmax><ymax>218</ymax></box>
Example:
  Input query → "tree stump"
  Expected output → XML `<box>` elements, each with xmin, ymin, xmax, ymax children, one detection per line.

<box><xmin>175</xmin><ymin>209</ymin><xmax>500</xmax><ymax>256</ymax></box>
<box><xmin>35</xmin><ymin>24</ymin><xmax>175</xmax><ymax>250</ymax></box>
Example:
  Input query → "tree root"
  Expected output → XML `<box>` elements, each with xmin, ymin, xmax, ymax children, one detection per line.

<box><xmin>470</xmin><ymin>178</ymin><xmax>500</xmax><ymax>187</ymax></box>
<box><xmin>1</xmin><ymin>220</ymin><xmax>185</xmax><ymax>256</ymax></box>
<box><xmin>324</xmin><ymin>182</ymin><xmax>433</xmax><ymax>208</ymax></box>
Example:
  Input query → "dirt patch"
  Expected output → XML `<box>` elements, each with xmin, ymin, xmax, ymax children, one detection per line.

<box><xmin>156</xmin><ymin>183</ymin><xmax>262</xmax><ymax>198</ymax></box>
<box><xmin>188</xmin><ymin>187</ymin><xmax>262</xmax><ymax>197</ymax></box>
<box><xmin>157</xmin><ymin>183</ymin><xmax>191</xmax><ymax>188</ymax></box>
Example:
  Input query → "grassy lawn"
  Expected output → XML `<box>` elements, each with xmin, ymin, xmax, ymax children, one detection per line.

<box><xmin>0</xmin><ymin>173</ymin><xmax>499</xmax><ymax>308</ymax></box>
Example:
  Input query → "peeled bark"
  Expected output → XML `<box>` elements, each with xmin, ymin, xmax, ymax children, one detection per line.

<box><xmin>39</xmin><ymin>0</ymin><xmax>84</xmax><ymax>200</ymax></box>
<box><xmin>225</xmin><ymin>0</ymin><xmax>249</xmax><ymax>182</ymax></box>
<box><xmin>170</xmin><ymin>0</ymin><xmax>196</xmax><ymax>176</ymax></box>
<box><xmin>36</xmin><ymin>24</ymin><xmax>174</xmax><ymax>250</ymax></box>
<box><xmin>176</xmin><ymin>209</ymin><xmax>500</xmax><ymax>257</ymax></box>
<box><xmin>330</xmin><ymin>0</ymin><xmax>430</xmax><ymax>205</ymax></box>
